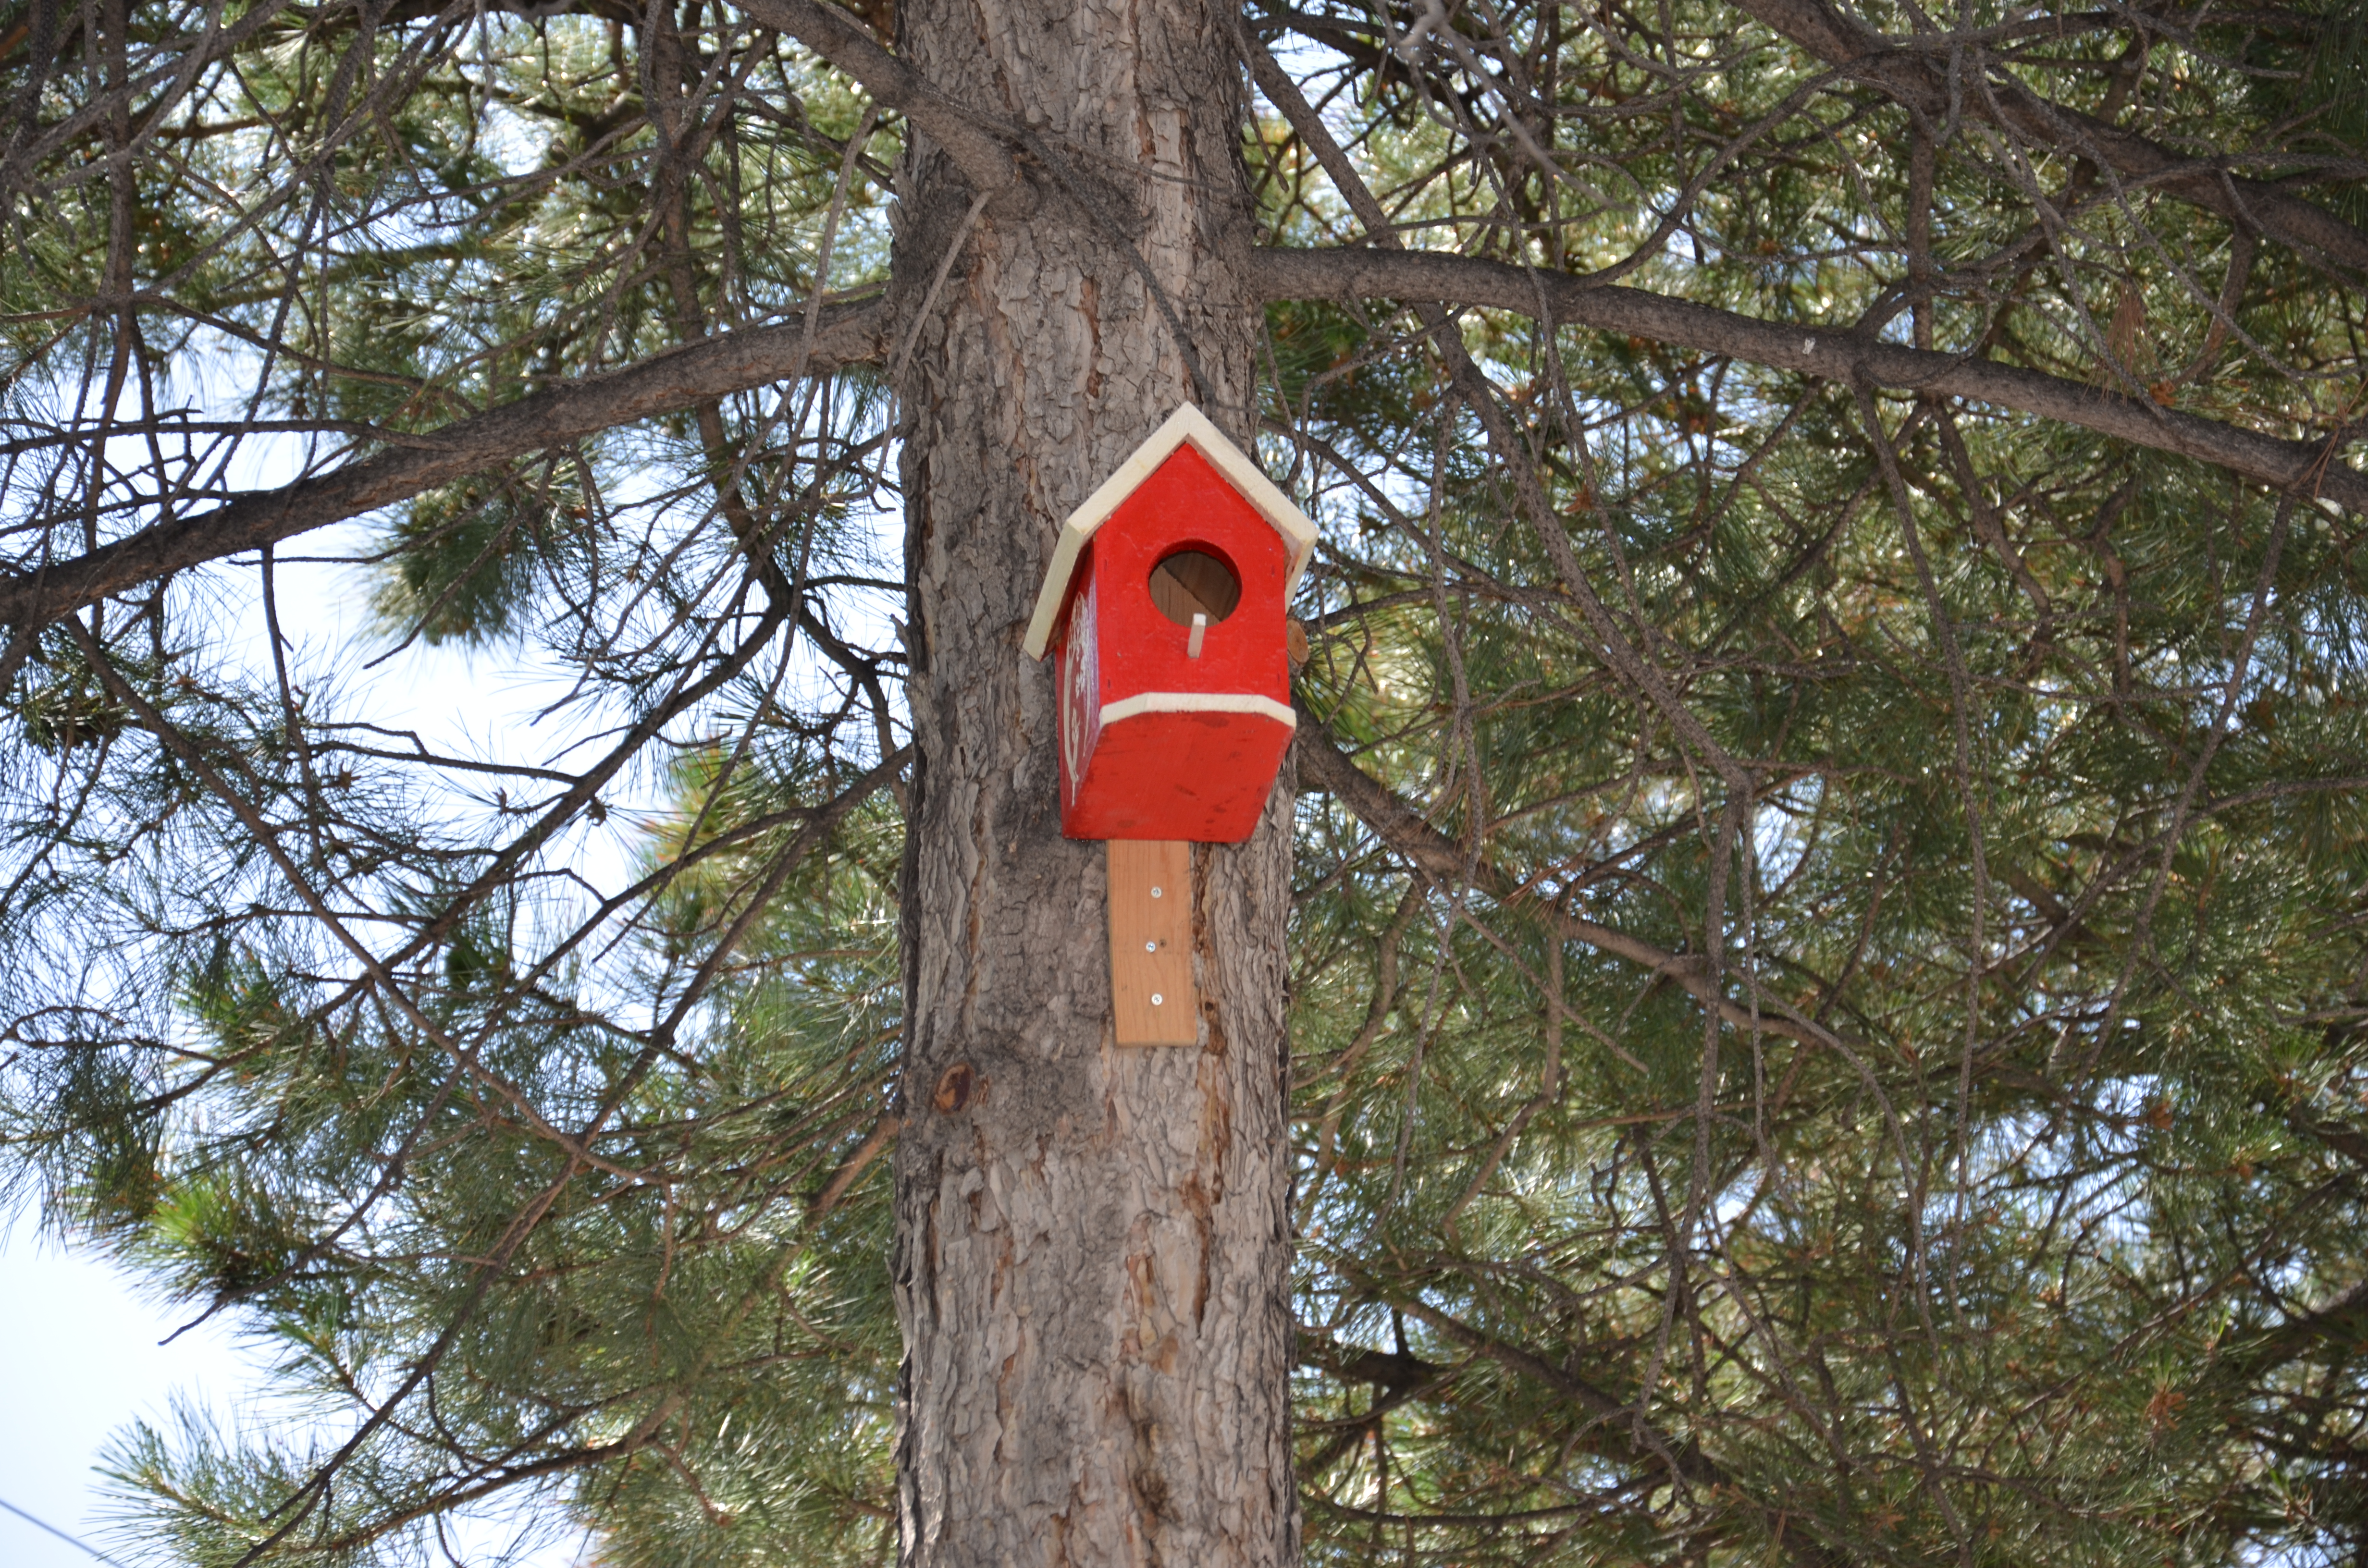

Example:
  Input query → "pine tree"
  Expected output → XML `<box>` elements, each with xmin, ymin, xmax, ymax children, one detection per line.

<box><xmin>2</xmin><ymin>0</ymin><xmax>2366</xmax><ymax>1562</ymax></box>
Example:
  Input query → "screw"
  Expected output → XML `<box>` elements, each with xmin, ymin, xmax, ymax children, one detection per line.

<box><xmin>1150</xmin><ymin>993</ymin><xmax>1164</xmax><ymax>1006</ymax></box>
<box><xmin>1146</xmin><ymin>940</ymin><xmax>1158</xmax><ymax>952</ymax></box>
<box><xmin>1149</xmin><ymin>886</ymin><xmax>1162</xmax><ymax>898</ymax></box>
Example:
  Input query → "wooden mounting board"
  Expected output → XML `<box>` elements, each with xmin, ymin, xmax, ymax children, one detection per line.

<box><xmin>1108</xmin><ymin>839</ymin><xmax>1196</xmax><ymax>1046</ymax></box>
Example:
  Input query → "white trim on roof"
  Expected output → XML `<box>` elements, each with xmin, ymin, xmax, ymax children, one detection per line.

<box><xmin>1099</xmin><ymin>691</ymin><xmax>1297</xmax><ymax>728</ymax></box>
<box><xmin>1023</xmin><ymin>403</ymin><xmax>1320</xmax><ymax>661</ymax></box>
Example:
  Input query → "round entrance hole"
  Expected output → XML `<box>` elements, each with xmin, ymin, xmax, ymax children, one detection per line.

<box><xmin>1148</xmin><ymin>548</ymin><xmax>1241</xmax><ymax>627</ymax></box>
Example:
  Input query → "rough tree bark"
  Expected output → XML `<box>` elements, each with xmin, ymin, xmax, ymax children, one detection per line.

<box><xmin>886</xmin><ymin>0</ymin><xmax>1298</xmax><ymax>1561</ymax></box>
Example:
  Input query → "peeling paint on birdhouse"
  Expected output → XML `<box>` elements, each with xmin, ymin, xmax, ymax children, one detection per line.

<box><xmin>1025</xmin><ymin>404</ymin><xmax>1317</xmax><ymax>843</ymax></box>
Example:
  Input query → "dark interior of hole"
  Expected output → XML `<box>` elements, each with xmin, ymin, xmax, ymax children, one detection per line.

<box><xmin>1148</xmin><ymin>550</ymin><xmax>1242</xmax><ymax>626</ymax></box>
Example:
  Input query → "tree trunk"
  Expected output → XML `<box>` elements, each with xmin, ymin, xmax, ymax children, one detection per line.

<box><xmin>886</xmin><ymin>0</ymin><xmax>1298</xmax><ymax>1564</ymax></box>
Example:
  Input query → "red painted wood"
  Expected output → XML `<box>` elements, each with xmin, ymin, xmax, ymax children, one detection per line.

<box><xmin>1052</xmin><ymin>444</ymin><xmax>1295</xmax><ymax>843</ymax></box>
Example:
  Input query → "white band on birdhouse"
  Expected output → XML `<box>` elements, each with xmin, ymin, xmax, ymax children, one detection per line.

<box><xmin>1098</xmin><ymin>691</ymin><xmax>1297</xmax><ymax>728</ymax></box>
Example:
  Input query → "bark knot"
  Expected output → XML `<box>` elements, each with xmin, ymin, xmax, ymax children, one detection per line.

<box><xmin>931</xmin><ymin>1061</ymin><xmax>979</xmax><ymax>1114</ymax></box>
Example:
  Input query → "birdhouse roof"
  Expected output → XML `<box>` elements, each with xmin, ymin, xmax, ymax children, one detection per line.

<box><xmin>1023</xmin><ymin>404</ymin><xmax>1319</xmax><ymax>661</ymax></box>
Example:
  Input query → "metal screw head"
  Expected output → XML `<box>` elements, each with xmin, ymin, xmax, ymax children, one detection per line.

<box><xmin>1145</xmin><ymin>940</ymin><xmax>1158</xmax><ymax>952</ymax></box>
<box><xmin>1150</xmin><ymin>993</ymin><xmax>1164</xmax><ymax>1006</ymax></box>
<box><xmin>1149</xmin><ymin>886</ymin><xmax>1162</xmax><ymax>898</ymax></box>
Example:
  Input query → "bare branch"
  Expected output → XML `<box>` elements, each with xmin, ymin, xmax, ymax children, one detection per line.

<box><xmin>1295</xmin><ymin>710</ymin><xmax>1836</xmax><ymax>1048</ymax></box>
<box><xmin>1725</xmin><ymin>0</ymin><xmax>2368</xmax><ymax>271</ymax></box>
<box><xmin>0</xmin><ymin>299</ymin><xmax>889</xmax><ymax>632</ymax></box>
<box><xmin>1254</xmin><ymin>246</ymin><xmax>2368</xmax><ymax>509</ymax></box>
<box><xmin>731</xmin><ymin>0</ymin><xmax>1022</xmax><ymax>194</ymax></box>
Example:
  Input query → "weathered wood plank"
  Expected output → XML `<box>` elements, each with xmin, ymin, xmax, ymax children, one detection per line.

<box><xmin>1108</xmin><ymin>839</ymin><xmax>1197</xmax><ymax>1046</ymax></box>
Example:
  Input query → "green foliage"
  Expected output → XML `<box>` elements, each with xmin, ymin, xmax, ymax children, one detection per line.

<box><xmin>2234</xmin><ymin>1</ymin><xmax>2368</xmax><ymax>224</ymax></box>
<box><xmin>2</xmin><ymin>0</ymin><xmax>2366</xmax><ymax>1561</ymax></box>
<box><xmin>371</xmin><ymin>475</ymin><xmax>578</xmax><ymax>648</ymax></box>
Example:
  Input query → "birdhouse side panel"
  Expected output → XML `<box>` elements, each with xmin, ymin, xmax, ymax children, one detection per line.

<box><xmin>1056</xmin><ymin>575</ymin><xmax>1102</xmax><ymax>814</ymax></box>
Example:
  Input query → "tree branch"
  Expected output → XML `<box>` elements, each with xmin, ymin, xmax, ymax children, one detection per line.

<box><xmin>19</xmin><ymin>233</ymin><xmax>2352</xmax><ymax>653</ymax></box>
<box><xmin>0</xmin><ymin>299</ymin><xmax>889</xmax><ymax>633</ymax></box>
<box><xmin>731</xmin><ymin>0</ymin><xmax>1021</xmax><ymax>194</ymax></box>
<box><xmin>2215</xmin><ymin>1275</ymin><xmax>2368</xmax><ymax>1383</ymax></box>
<box><xmin>1725</xmin><ymin>0</ymin><xmax>2368</xmax><ymax>273</ymax></box>
<box><xmin>1295</xmin><ymin>709</ymin><xmax>1836</xmax><ymax>1047</ymax></box>
<box><xmin>1253</xmin><ymin>246</ymin><xmax>2368</xmax><ymax>511</ymax></box>
<box><xmin>1389</xmin><ymin>1296</ymin><xmax>1851</xmax><ymax>1568</ymax></box>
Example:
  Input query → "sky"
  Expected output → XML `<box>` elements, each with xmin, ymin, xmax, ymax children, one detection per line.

<box><xmin>0</xmin><ymin>334</ymin><xmax>899</xmax><ymax>1568</ymax></box>
<box><xmin>0</xmin><ymin>519</ymin><xmax>621</xmax><ymax>1568</ymax></box>
<box><xmin>0</xmin><ymin>1216</ymin><xmax>251</xmax><ymax>1568</ymax></box>
<box><xmin>0</xmin><ymin>1214</ymin><xmax>598</xmax><ymax>1568</ymax></box>
<box><xmin>0</xmin><ymin>566</ymin><xmax>631</xmax><ymax>1565</ymax></box>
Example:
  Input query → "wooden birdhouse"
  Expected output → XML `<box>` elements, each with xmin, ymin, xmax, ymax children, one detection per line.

<box><xmin>1025</xmin><ymin>404</ymin><xmax>1318</xmax><ymax>845</ymax></box>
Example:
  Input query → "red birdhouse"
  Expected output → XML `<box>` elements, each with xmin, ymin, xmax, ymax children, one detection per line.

<box><xmin>1025</xmin><ymin>404</ymin><xmax>1317</xmax><ymax>843</ymax></box>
